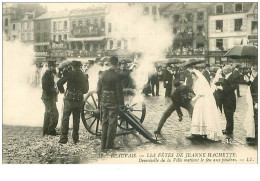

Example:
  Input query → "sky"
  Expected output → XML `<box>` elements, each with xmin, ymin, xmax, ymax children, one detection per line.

<box><xmin>41</xmin><ymin>3</ymin><xmax>107</xmax><ymax>12</ymax></box>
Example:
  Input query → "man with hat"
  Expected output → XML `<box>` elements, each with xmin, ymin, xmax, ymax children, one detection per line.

<box><xmin>218</xmin><ymin>65</ymin><xmax>237</xmax><ymax>135</ymax></box>
<box><xmin>57</xmin><ymin>60</ymin><xmax>89</xmax><ymax>144</ymax></box>
<box><xmin>119</xmin><ymin>60</ymin><xmax>132</xmax><ymax>89</ymax></box>
<box><xmin>202</xmin><ymin>64</ymin><xmax>211</xmax><ymax>85</ymax></box>
<box><xmin>97</xmin><ymin>56</ymin><xmax>124</xmax><ymax>151</ymax></box>
<box><xmin>233</xmin><ymin>64</ymin><xmax>242</xmax><ymax>97</ymax></box>
<box><xmin>41</xmin><ymin>60</ymin><xmax>59</xmax><ymax>136</ymax></box>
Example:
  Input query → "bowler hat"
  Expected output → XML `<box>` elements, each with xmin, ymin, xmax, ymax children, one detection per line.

<box><xmin>71</xmin><ymin>60</ymin><xmax>82</xmax><ymax>67</ymax></box>
<box><xmin>109</xmin><ymin>56</ymin><xmax>119</xmax><ymax>65</ymax></box>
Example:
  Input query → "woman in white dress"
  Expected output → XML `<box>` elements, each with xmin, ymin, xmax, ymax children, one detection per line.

<box><xmin>187</xmin><ymin>69</ymin><xmax>223</xmax><ymax>141</ymax></box>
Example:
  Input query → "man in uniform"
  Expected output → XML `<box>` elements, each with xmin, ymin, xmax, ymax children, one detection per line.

<box><xmin>97</xmin><ymin>56</ymin><xmax>124</xmax><ymax>151</ymax></box>
<box><xmin>118</xmin><ymin>60</ymin><xmax>132</xmax><ymax>89</ymax></box>
<box><xmin>57</xmin><ymin>60</ymin><xmax>89</xmax><ymax>144</ymax></box>
<box><xmin>41</xmin><ymin>60</ymin><xmax>59</xmax><ymax>136</ymax></box>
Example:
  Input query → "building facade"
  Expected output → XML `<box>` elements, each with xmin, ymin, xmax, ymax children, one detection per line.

<box><xmin>20</xmin><ymin>12</ymin><xmax>35</xmax><ymax>42</ymax></box>
<box><xmin>160</xmin><ymin>3</ymin><xmax>209</xmax><ymax>61</ymax></box>
<box><xmin>208</xmin><ymin>2</ymin><xmax>257</xmax><ymax>64</ymax></box>
<box><xmin>247</xmin><ymin>3</ymin><xmax>258</xmax><ymax>46</ymax></box>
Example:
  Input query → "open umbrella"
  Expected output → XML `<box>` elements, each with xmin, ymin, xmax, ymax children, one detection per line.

<box><xmin>58</xmin><ymin>60</ymin><xmax>72</xmax><ymax>69</ymax></box>
<box><xmin>224</xmin><ymin>45</ymin><xmax>258</xmax><ymax>59</ymax></box>
<box><xmin>180</xmin><ymin>58</ymin><xmax>203</xmax><ymax>67</ymax></box>
<box><xmin>167</xmin><ymin>58</ymin><xmax>181</xmax><ymax>64</ymax></box>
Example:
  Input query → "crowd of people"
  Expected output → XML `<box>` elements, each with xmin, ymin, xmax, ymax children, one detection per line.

<box><xmin>38</xmin><ymin>56</ymin><xmax>258</xmax><ymax>152</ymax></box>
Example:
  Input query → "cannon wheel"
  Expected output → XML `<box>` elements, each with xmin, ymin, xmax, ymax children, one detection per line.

<box><xmin>117</xmin><ymin>88</ymin><xmax>146</xmax><ymax>131</ymax></box>
<box><xmin>81</xmin><ymin>89</ymin><xmax>146</xmax><ymax>136</ymax></box>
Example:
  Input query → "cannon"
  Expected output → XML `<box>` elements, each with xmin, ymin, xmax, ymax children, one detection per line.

<box><xmin>81</xmin><ymin>88</ymin><xmax>157</xmax><ymax>143</ymax></box>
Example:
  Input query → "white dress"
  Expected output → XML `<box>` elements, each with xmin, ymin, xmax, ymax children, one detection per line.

<box><xmin>190</xmin><ymin>70</ymin><xmax>223</xmax><ymax>141</ymax></box>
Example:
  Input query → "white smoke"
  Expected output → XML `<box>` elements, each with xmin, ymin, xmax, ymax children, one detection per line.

<box><xmin>107</xmin><ymin>3</ymin><xmax>173</xmax><ymax>90</ymax></box>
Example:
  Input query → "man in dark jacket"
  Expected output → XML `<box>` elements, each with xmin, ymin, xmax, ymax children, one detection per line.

<box><xmin>233</xmin><ymin>64</ymin><xmax>242</xmax><ymax>97</ymax></box>
<box><xmin>150</xmin><ymin>67</ymin><xmax>160</xmax><ymax>96</ymax></box>
<box><xmin>97</xmin><ymin>56</ymin><xmax>125</xmax><ymax>151</ymax></box>
<box><xmin>154</xmin><ymin>80</ymin><xmax>194</xmax><ymax>134</ymax></box>
<box><xmin>219</xmin><ymin>66</ymin><xmax>237</xmax><ymax>135</ymax></box>
<box><xmin>163</xmin><ymin>66</ymin><xmax>173</xmax><ymax>97</ymax></box>
<box><xmin>41</xmin><ymin>60</ymin><xmax>59</xmax><ymax>136</ymax></box>
<box><xmin>58</xmin><ymin>60</ymin><xmax>89</xmax><ymax>144</ymax></box>
<box><xmin>118</xmin><ymin>60</ymin><xmax>132</xmax><ymax>89</ymax></box>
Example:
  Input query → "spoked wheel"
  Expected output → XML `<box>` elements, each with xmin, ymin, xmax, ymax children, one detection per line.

<box><xmin>81</xmin><ymin>91</ymin><xmax>101</xmax><ymax>136</ymax></box>
<box><xmin>117</xmin><ymin>88</ymin><xmax>146</xmax><ymax>131</ymax></box>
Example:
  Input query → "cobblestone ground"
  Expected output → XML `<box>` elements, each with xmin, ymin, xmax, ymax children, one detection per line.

<box><xmin>2</xmin><ymin>83</ymin><xmax>257</xmax><ymax>164</ymax></box>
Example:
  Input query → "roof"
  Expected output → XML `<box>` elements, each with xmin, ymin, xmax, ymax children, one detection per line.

<box><xmin>35</xmin><ymin>10</ymin><xmax>70</xmax><ymax>20</ymax></box>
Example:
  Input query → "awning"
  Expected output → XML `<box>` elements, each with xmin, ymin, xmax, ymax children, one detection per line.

<box><xmin>67</xmin><ymin>36</ymin><xmax>106</xmax><ymax>42</ymax></box>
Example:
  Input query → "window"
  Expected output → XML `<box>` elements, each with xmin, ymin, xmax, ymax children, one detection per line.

<box><xmin>58</xmin><ymin>21</ymin><xmax>62</xmax><ymax>30</ymax></box>
<box><xmin>197</xmin><ymin>42</ymin><xmax>204</xmax><ymax>49</ymax></box>
<box><xmin>216</xmin><ymin>5</ymin><xmax>224</xmax><ymax>14</ymax></box>
<box><xmin>152</xmin><ymin>6</ymin><xmax>157</xmax><ymax>15</ymax></box>
<box><xmin>64</xmin><ymin>34</ymin><xmax>67</xmax><ymax>41</ymax></box>
<box><xmin>53</xmin><ymin>35</ymin><xmax>56</xmax><ymax>41</ymax></box>
<box><xmin>27</xmin><ymin>33</ymin><xmax>31</xmax><ymax>41</ymax></box>
<box><xmin>64</xmin><ymin>21</ymin><xmax>67</xmax><ymax>29</ymax></box>
<box><xmin>43</xmin><ymin>33</ymin><xmax>48</xmax><ymax>41</ymax></box>
<box><xmin>197</xmin><ymin>25</ymin><xmax>204</xmax><ymax>35</ymax></box>
<box><xmin>252</xmin><ymin>21</ymin><xmax>258</xmax><ymax>34</ymax></box>
<box><xmin>110</xmin><ymin>40</ymin><xmax>113</xmax><ymax>49</ymax></box>
<box><xmin>216</xmin><ymin>20</ymin><xmax>223</xmax><ymax>32</ymax></box>
<box><xmin>197</xmin><ymin>12</ymin><xmax>204</xmax><ymax>20</ymax></box>
<box><xmin>235</xmin><ymin>3</ymin><xmax>243</xmax><ymax>12</ymax></box>
<box><xmin>216</xmin><ymin>39</ymin><xmax>223</xmax><ymax>50</ymax></box>
<box><xmin>124</xmin><ymin>40</ymin><xmax>128</xmax><ymax>49</ymax></box>
<box><xmin>108</xmin><ymin>23</ymin><xmax>112</xmax><ymax>32</ymax></box>
<box><xmin>13</xmin><ymin>24</ymin><xmax>15</xmax><ymax>30</ymax></box>
<box><xmin>144</xmin><ymin>7</ymin><xmax>149</xmax><ymax>15</ymax></box>
<box><xmin>36</xmin><ymin>33</ymin><xmax>40</xmax><ymax>42</ymax></box>
<box><xmin>234</xmin><ymin>19</ymin><xmax>242</xmax><ymax>31</ymax></box>
<box><xmin>101</xmin><ymin>18</ymin><xmax>105</xmax><ymax>27</ymax></box>
<box><xmin>5</xmin><ymin>18</ymin><xmax>8</xmax><ymax>26</ymax></box>
<box><xmin>27</xmin><ymin>21</ymin><xmax>31</xmax><ymax>31</ymax></box>
<box><xmin>53</xmin><ymin>22</ymin><xmax>57</xmax><ymax>31</ymax></box>
<box><xmin>58</xmin><ymin>35</ymin><xmax>62</xmax><ymax>41</ymax></box>
<box><xmin>186</xmin><ymin>13</ymin><xmax>193</xmax><ymax>22</ymax></box>
<box><xmin>44</xmin><ymin>22</ymin><xmax>48</xmax><ymax>30</ymax></box>
<box><xmin>72</xmin><ymin>21</ymin><xmax>76</xmax><ymax>28</ymax></box>
<box><xmin>117</xmin><ymin>40</ymin><xmax>121</xmax><ymax>49</ymax></box>
<box><xmin>174</xmin><ymin>15</ymin><xmax>180</xmax><ymax>22</ymax></box>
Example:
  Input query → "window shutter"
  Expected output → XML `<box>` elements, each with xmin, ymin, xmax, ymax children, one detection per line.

<box><xmin>223</xmin><ymin>39</ymin><xmax>228</xmax><ymax>50</ymax></box>
<box><xmin>223</xmin><ymin>19</ymin><xmax>229</xmax><ymax>32</ymax></box>
<box><xmin>209</xmin><ymin>20</ymin><xmax>215</xmax><ymax>33</ymax></box>
<box><xmin>209</xmin><ymin>39</ymin><xmax>216</xmax><ymax>51</ymax></box>
<box><xmin>230</xmin><ymin>19</ymin><xmax>234</xmax><ymax>32</ymax></box>
<box><xmin>241</xmin><ymin>17</ymin><xmax>247</xmax><ymax>31</ymax></box>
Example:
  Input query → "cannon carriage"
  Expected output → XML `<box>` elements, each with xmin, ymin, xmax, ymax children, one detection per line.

<box><xmin>81</xmin><ymin>88</ymin><xmax>157</xmax><ymax>143</ymax></box>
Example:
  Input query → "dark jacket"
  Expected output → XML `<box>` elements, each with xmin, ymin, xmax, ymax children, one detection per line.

<box><xmin>97</xmin><ymin>67</ymin><xmax>124</xmax><ymax>106</ymax></box>
<box><xmin>171</xmin><ymin>85</ymin><xmax>194</xmax><ymax>107</ymax></box>
<box><xmin>163</xmin><ymin>70</ymin><xmax>173</xmax><ymax>88</ymax></box>
<box><xmin>184</xmin><ymin>70</ymin><xmax>193</xmax><ymax>89</ymax></box>
<box><xmin>222</xmin><ymin>73</ymin><xmax>237</xmax><ymax>113</ymax></box>
<box><xmin>57</xmin><ymin>69</ymin><xmax>89</xmax><ymax>94</ymax></box>
<box><xmin>248</xmin><ymin>75</ymin><xmax>258</xmax><ymax>104</ymax></box>
<box><xmin>119</xmin><ymin>69</ymin><xmax>132</xmax><ymax>89</ymax></box>
<box><xmin>202</xmin><ymin>69</ymin><xmax>211</xmax><ymax>84</ymax></box>
<box><xmin>41</xmin><ymin>70</ymin><xmax>57</xmax><ymax>100</ymax></box>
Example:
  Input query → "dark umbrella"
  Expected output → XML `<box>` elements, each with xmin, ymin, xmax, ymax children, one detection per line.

<box><xmin>167</xmin><ymin>58</ymin><xmax>181</xmax><ymax>64</ymax></box>
<box><xmin>58</xmin><ymin>60</ymin><xmax>72</xmax><ymax>69</ymax></box>
<box><xmin>180</xmin><ymin>59</ymin><xmax>203</xmax><ymax>67</ymax></box>
<box><xmin>224</xmin><ymin>45</ymin><xmax>258</xmax><ymax>59</ymax></box>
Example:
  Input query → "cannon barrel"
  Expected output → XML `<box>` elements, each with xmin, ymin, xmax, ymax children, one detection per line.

<box><xmin>120</xmin><ymin>110</ymin><xmax>158</xmax><ymax>143</ymax></box>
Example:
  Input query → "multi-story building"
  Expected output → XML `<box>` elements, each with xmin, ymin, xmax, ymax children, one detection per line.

<box><xmin>160</xmin><ymin>3</ymin><xmax>209</xmax><ymax>61</ymax></box>
<box><xmin>34</xmin><ymin>13</ymin><xmax>52</xmax><ymax>61</ymax></box>
<box><xmin>208</xmin><ymin>2</ymin><xmax>257</xmax><ymax>64</ymax></box>
<box><xmin>67</xmin><ymin>7</ymin><xmax>107</xmax><ymax>58</ymax></box>
<box><xmin>3</xmin><ymin>3</ymin><xmax>18</xmax><ymax>41</ymax></box>
<box><xmin>247</xmin><ymin>3</ymin><xmax>258</xmax><ymax>46</ymax></box>
<box><xmin>10</xmin><ymin>20</ymin><xmax>21</xmax><ymax>41</ymax></box>
<box><xmin>20</xmin><ymin>12</ymin><xmax>35</xmax><ymax>42</ymax></box>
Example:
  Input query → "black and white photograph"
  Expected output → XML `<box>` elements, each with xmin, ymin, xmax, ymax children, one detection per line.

<box><xmin>1</xmin><ymin>1</ymin><xmax>258</xmax><ymax>165</ymax></box>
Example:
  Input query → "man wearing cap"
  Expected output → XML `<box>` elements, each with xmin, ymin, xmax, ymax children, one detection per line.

<box><xmin>97</xmin><ymin>56</ymin><xmax>124</xmax><ymax>151</ymax></box>
<box><xmin>154</xmin><ymin>80</ymin><xmax>194</xmax><ymax>134</ymax></box>
<box><xmin>202</xmin><ymin>64</ymin><xmax>211</xmax><ymax>85</ymax></box>
<box><xmin>218</xmin><ymin>65</ymin><xmax>237</xmax><ymax>135</ymax></box>
<box><xmin>119</xmin><ymin>60</ymin><xmax>132</xmax><ymax>89</ymax></box>
<box><xmin>57</xmin><ymin>60</ymin><xmax>89</xmax><ymax>144</ymax></box>
<box><xmin>233</xmin><ymin>64</ymin><xmax>242</xmax><ymax>97</ymax></box>
<box><xmin>41</xmin><ymin>60</ymin><xmax>59</xmax><ymax>136</ymax></box>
